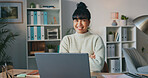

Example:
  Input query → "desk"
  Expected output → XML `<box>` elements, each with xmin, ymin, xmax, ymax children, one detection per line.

<box><xmin>0</xmin><ymin>69</ymin><xmax>148</xmax><ymax>78</ymax></box>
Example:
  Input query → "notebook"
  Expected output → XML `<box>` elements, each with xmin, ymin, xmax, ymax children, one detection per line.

<box><xmin>35</xmin><ymin>53</ymin><xmax>91</xmax><ymax>78</ymax></box>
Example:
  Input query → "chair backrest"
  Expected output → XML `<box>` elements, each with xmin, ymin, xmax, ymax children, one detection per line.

<box><xmin>101</xmin><ymin>61</ymin><xmax>109</xmax><ymax>73</ymax></box>
<box><xmin>122</xmin><ymin>48</ymin><xmax>148</xmax><ymax>73</ymax></box>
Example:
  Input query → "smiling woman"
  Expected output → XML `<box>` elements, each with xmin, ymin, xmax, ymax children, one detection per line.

<box><xmin>60</xmin><ymin>2</ymin><xmax>105</xmax><ymax>72</ymax></box>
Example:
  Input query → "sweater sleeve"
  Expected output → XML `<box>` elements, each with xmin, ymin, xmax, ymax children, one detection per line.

<box><xmin>59</xmin><ymin>36</ymin><xmax>69</xmax><ymax>53</ymax></box>
<box><xmin>90</xmin><ymin>36</ymin><xmax>105</xmax><ymax>71</ymax></box>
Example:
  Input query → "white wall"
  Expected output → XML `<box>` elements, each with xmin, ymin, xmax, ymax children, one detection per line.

<box><xmin>3</xmin><ymin>0</ymin><xmax>148</xmax><ymax>68</ymax></box>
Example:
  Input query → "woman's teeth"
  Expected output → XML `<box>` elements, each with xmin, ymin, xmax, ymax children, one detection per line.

<box><xmin>78</xmin><ymin>27</ymin><xmax>83</xmax><ymax>29</ymax></box>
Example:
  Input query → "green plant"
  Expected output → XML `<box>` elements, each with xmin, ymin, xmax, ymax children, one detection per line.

<box><xmin>109</xmin><ymin>31</ymin><xmax>113</xmax><ymax>34</ymax></box>
<box><xmin>47</xmin><ymin>44</ymin><xmax>55</xmax><ymax>49</ymax></box>
<box><xmin>121</xmin><ymin>15</ymin><xmax>128</xmax><ymax>20</ymax></box>
<box><xmin>0</xmin><ymin>18</ymin><xmax>19</xmax><ymax>65</ymax></box>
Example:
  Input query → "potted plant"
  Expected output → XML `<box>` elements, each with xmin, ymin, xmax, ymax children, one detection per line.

<box><xmin>108</xmin><ymin>31</ymin><xmax>114</xmax><ymax>41</ymax></box>
<box><xmin>47</xmin><ymin>44</ymin><xmax>55</xmax><ymax>53</ymax></box>
<box><xmin>0</xmin><ymin>18</ymin><xmax>19</xmax><ymax>72</ymax></box>
<box><xmin>120</xmin><ymin>15</ymin><xmax>128</xmax><ymax>26</ymax></box>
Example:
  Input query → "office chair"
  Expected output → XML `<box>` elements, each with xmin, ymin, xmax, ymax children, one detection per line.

<box><xmin>122</xmin><ymin>48</ymin><xmax>148</xmax><ymax>74</ymax></box>
<box><xmin>101</xmin><ymin>61</ymin><xmax>109</xmax><ymax>73</ymax></box>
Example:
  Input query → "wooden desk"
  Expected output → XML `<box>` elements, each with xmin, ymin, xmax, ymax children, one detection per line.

<box><xmin>0</xmin><ymin>69</ymin><xmax>148</xmax><ymax>78</ymax></box>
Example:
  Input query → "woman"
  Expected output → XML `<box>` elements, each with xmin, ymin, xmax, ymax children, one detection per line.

<box><xmin>60</xmin><ymin>2</ymin><xmax>105</xmax><ymax>72</ymax></box>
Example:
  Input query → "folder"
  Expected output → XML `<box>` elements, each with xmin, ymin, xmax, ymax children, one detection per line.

<box><xmin>41</xmin><ymin>12</ymin><xmax>44</xmax><ymax>24</ymax></box>
<box><xmin>30</xmin><ymin>26</ymin><xmax>34</xmax><ymax>40</ymax></box>
<box><xmin>123</xmin><ymin>28</ymin><xmax>127</xmax><ymax>41</ymax></box>
<box><xmin>111</xmin><ymin>44</ymin><xmax>115</xmax><ymax>57</ymax></box>
<box><xmin>41</xmin><ymin>26</ymin><xmax>44</xmax><ymax>40</ymax></box>
<box><xmin>34</xmin><ymin>11</ymin><xmax>37</xmax><ymax>25</ymax></box>
<box><xmin>37</xmin><ymin>11</ymin><xmax>41</xmax><ymax>25</ymax></box>
<box><xmin>27</xmin><ymin>27</ymin><xmax>31</xmax><ymax>40</ymax></box>
<box><xmin>43</xmin><ymin>12</ymin><xmax>48</xmax><ymax>25</ymax></box>
<box><xmin>34</xmin><ymin>26</ymin><xmax>37</xmax><ymax>40</ymax></box>
<box><xmin>30</xmin><ymin>11</ymin><xmax>34</xmax><ymax>25</ymax></box>
<box><xmin>37</xmin><ymin>26</ymin><xmax>41</xmax><ymax>40</ymax></box>
<box><xmin>27</xmin><ymin>11</ymin><xmax>31</xmax><ymax>24</ymax></box>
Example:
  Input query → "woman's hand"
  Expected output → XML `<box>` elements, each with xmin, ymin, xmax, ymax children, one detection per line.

<box><xmin>90</xmin><ymin>53</ymin><xmax>96</xmax><ymax>59</ymax></box>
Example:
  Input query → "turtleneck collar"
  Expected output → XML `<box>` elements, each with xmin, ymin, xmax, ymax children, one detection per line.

<box><xmin>74</xmin><ymin>31</ymin><xmax>91</xmax><ymax>38</ymax></box>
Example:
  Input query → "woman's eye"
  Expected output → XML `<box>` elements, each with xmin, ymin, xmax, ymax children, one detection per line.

<box><xmin>74</xmin><ymin>19</ymin><xmax>78</xmax><ymax>22</ymax></box>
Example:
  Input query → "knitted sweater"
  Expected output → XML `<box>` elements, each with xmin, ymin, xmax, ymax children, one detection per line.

<box><xmin>59</xmin><ymin>31</ymin><xmax>105</xmax><ymax>72</ymax></box>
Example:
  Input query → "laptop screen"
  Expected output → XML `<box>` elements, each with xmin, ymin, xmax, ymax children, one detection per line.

<box><xmin>35</xmin><ymin>53</ymin><xmax>91</xmax><ymax>78</ymax></box>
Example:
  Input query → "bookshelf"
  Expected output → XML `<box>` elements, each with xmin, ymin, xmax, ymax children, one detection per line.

<box><xmin>26</xmin><ymin>0</ymin><xmax>62</xmax><ymax>69</ymax></box>
<box><xmin>105</xmin><ymin>26</ymin><xmax>137</xmax><ymax>73</ymax></box>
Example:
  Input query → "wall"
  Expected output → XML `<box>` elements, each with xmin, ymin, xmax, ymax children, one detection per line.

<box><xmin>2</xmin><ymin>0</ymin><xmax>148</xmax><ymax>68</ymax></box>
<box><xmin>0</xmin><ymin>0</ymin><xmax>27</xmax><ymax>68</ymax></box>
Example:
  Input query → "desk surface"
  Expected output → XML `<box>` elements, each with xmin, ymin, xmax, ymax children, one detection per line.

<box><xmin>0</xmin><ymin>69</ymin><xmax>148</xmax><ymax>78</ymax></box>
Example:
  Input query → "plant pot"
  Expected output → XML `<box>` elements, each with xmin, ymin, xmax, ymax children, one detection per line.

<box><xmin>120</xmin><ymin>20</ymin><xmax>127</xmax><ymax>26</ymax></box>
<box><xmin>108</xmin><ymin>35</ymin><xmax>114</xmax><ymax>41</ymax></box>
<box><xmin>48</xmin><ymin>49</ymin><xmax>55</xmax><ymax>53</ymax></box>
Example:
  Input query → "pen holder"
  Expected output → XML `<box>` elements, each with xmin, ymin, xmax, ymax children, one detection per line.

<box><xmin>1</xmin><ymin>63</ymin><xmax>14</xmax><ymax>78</ymax></box>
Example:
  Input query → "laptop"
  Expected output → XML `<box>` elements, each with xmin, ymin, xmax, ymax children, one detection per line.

<box><xmin>35</xmin><ymin>53</ymin><xmax>91</xmax><ymax>78</ymax></box>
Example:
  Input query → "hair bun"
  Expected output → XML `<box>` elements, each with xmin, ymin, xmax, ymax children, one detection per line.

<box><xmin>77</xmin><ymin>2</ymin><xmax>87</xmax><ymax>9</ymax></box>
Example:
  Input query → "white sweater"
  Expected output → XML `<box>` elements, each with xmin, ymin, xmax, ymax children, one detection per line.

<box><xmin>60</xmin><ymin>31</ymin><xmax>105</xmax><ymax>72</ymax></box>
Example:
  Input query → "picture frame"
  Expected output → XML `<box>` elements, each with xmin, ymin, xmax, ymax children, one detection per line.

<box><xmin>0</xmin><ymin>1</ymin><xmax>23</xmax><ymax>24</ymax></box>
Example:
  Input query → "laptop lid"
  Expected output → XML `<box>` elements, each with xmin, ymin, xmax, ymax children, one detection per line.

<box><xmin>35</xmin><ymin>53</ymin><xmax>91</xmax><ymax>78</ymax></box>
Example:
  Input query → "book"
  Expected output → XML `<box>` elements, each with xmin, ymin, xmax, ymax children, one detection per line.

<box><xmin>26</xmin><ymin>70</ymin><xmax>40</xmax><ymax>78</ymax></box>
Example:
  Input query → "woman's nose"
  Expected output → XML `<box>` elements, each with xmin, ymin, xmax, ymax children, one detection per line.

<box><xmin>77</xmin><ymin>21</ymin><xmax>82</xmax><ymax>26</ymax></box>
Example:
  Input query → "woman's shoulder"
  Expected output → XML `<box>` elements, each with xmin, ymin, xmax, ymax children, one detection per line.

<box><xmin>62</xmin><ymin>34</ymin><xmax>75</xmax><ymax>39</ymax></box>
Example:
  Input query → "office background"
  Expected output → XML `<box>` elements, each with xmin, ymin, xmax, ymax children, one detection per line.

<box><xmin>2</xmin><ymin>0</ymin><xmax>148</xmax><ymax>69</ymax></box>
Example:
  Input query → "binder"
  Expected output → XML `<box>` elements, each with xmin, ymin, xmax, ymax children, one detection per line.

<box><xmin>43</xmin><ymin>12</ymin><xmax>48</xmax><ymax>24</ymax></box>
<box><xmin>41</xmin><ymin>26</ymin><xmax>44</xmax><ymax>40</ymax></box>
<box><xmin>108</xmin><ymin>44</ymin><xmax>111</xmax><ymax>57</ymax></box>
<box><xmin>30</xmin><ymin>11</ymin><xmax>34</xmax><ymax>25</ymax></box>
<box><xmin>123</xmin><ymin>28</ymin><xmax>127</xmax><ymax>41</ymax></box>
<box><xmin>111</xmin><ymin>44</ymin><xmax>115</xmax><ymax>57</ymax></box>
<box><xmin>111</xmin><ymin>60</ymin><xmax>120</xmax><ymax>73</ymax></box>
<box><xmin>37</xmin><ymin>11</ymin><xmax>41</xmax><ymax>25</ymax></box>
<box><xmin>27</xmin><ymin>27</ymin><xmax>31</xmax><ymax>40</ymax></box>
<box><xmin>27</xmin><ymin>11</ymin><xmax>31</xmax><ymax>24</ymax></box>
<box><xmin>37</xmin><ymin>26</ymin><xmax>41</xmax><ymax>40</ymax></box>
<box><xmin>34</xmin><ymin>11</ymin><xmax>37</xmax><ymax>25</ymax></box>
<box><xmin>30</xmin><ymin>26</ymin><xmax>34</xmax><ymax>40</ymax></box>
<box><xmin>41</xmin><ymin>12</ymin><xmax>44</xmax><ymax>24</ymax></box>
<box><xmin>34</xmin><ymin>26</ymin><xmax>37</xmax><ymax>40</ymax></box>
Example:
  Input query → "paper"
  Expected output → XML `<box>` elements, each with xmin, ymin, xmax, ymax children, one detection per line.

<box><xmin>102</xmin><ymin>74</ymin><xmax>132</xmax><ymax>78</ymax></box>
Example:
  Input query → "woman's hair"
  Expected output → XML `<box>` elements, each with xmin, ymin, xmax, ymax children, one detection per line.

<box><xmin>72</xmin><ymin>2</ymin><xmax>91</xmax><ymax>20</ymax></box>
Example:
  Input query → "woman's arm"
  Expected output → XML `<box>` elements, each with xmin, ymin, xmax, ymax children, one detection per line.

<box><xmin>59</xmin><ymin>36</ymin><xmax>69</xmax><ymax>53</ymax></box>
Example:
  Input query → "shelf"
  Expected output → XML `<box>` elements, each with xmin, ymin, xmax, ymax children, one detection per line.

<box><xmin>106</xmin><ymin>41</ymin><xmax>120</xmax><ymax>43</ymax></box>
<box><xmin>27</xmin><ymin>24</ymin><xmax>60</xmax><ymax>27</ymax></box>
<box><xmin>27</xmin><ymin>8</ymin><xmax>60</xmax><ymax>11</ymax></box>
<box><xmin>107</xmin><ymin>56</ymin><xmax>120</xmax><ymax>59</ymax></box>
<box><xmin>28</xmin><ymin>56</ymin><xmax>35</xmax><ymax>58</ymax></box>
<box><xmin>27</xmin><ymin>39</ymin><xmax>61</xmax><ymax>42</ymax></box>
<box><xmin>121</xmin><ymin>41</ymin><xmax>135</xmax><ymax>43</ymax></box>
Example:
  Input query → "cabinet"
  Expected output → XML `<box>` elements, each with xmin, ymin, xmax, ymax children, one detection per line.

<box><xmin>105</xmin><ymin>26</ymin><xmax>137</xmax><ymax>73</ymax></box>
<box><xmin>26</xmin><ymin>0</ymin><xmax>62</xmax><ymax>69</ymax></box>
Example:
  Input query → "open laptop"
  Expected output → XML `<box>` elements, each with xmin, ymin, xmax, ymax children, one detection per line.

<box><xmin>35</xmin><ymin>53</ymin><xmax>91</xmax><ymax>78</ymax></box>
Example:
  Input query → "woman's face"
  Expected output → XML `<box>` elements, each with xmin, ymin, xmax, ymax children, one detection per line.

<box><xmin>73</xmin><ymin>19</ymin><xmax>90</xmax><ymax>34</ymax></box>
